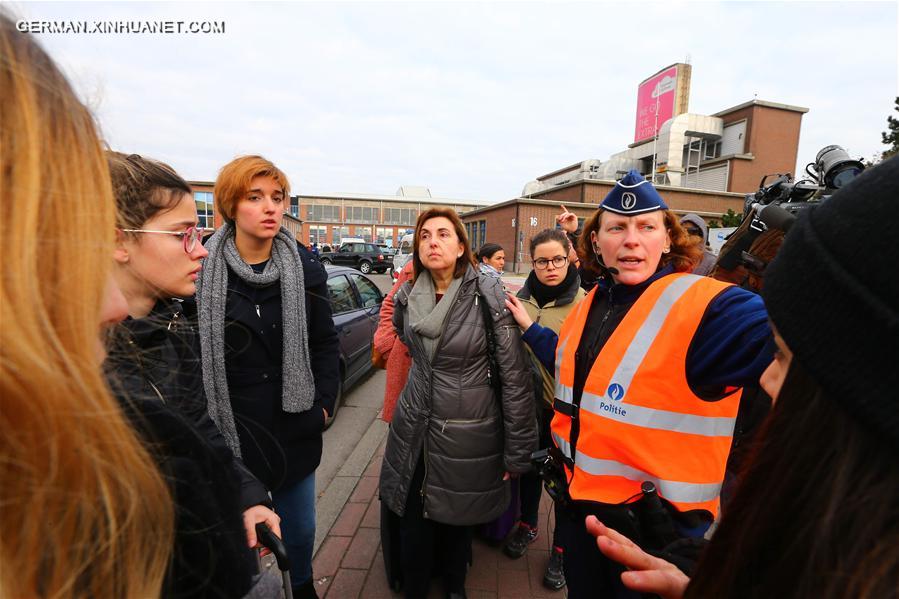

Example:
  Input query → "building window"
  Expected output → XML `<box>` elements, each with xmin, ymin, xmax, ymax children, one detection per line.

<box><xmin>384</xmin><ymin>207</ymin><xmax>418</xmax><ymax>225</ymax></box>
<box><xmin>333</xmin><ymin>226</ymin><xmax>349</xmax><ymax>244</ymax></box>
<box><xmin>289</xmin><ymin>196</ymin><xmax>299</xmax><ymax>218</ymax></box>
<box><xmin>309</xmin><ymin>225</ymin><xmax>326</xmax><ymax>246</ymax></box>
<box><xmin>306</xmin><ymin>204</ymin><xmax>341</xmax><ymax>222</ymax></box>
<box><xmin>356</xmin><ymin>226</ymin><xmax>373</xmax><ymax>242</ymax></box>
<box><xmin>349</xmin><ymin>206</ymin><xmax>379</xmax><ymax>224</ymax></box>
<box><xmin>194</xmin><ymin>191</ymin><xmax>214</xmax><ymax>229</ymax></box>
<box><xmin>704</xmin><ymin>141</ymin><xmax>722</xmax><ymax>160</ymax></box>
<box><xmin>375</xmin><ymin>227</ymin><xmax>392</xmax><ymax>245</ymax></box>
<box><xmin>479</xmin><ymin>220</ymin><xmax>486</xmax><ymax>246</ymax></box>
<box><xmin>464</xmin><ymin>222</ymin><xmax>472</xmax><ymax>244</ymax></box>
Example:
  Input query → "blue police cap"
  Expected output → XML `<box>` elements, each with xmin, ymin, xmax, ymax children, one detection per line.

<box><xmin>600</xmin><ymin>170</ymin><xmax>668</xmax><ymax>215</ymax></box>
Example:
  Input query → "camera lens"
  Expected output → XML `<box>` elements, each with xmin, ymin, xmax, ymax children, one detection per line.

<box><xmin>815</xmin><ymin>145</ymin><xmax>865</xmax><ymax>190</ymax></box>
<box><xmin>831</xmin><ymin>166</ymin><xmax>863</xmax><ymax>189</ymax></box>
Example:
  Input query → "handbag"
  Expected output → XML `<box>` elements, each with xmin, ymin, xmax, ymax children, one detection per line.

<box><xmin>371</xmin><ymin>343</ymin><xmax>387</xmax><ymax>369</ymax></box>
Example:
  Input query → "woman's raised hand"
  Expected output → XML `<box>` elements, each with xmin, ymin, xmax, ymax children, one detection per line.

<box><xmin>505</xmin><ymin>293</ymin><xmax>534</xmax><ymax>331</ymax></box>
<box><xmin>556</xmin><ymin>204</ymin><xmax>578</xmax><ymax>234</ymax></box>
<box><xmin>585</xmin><ymin>516</ymin><xmax>689</xmax><ymax>599</ymax></box>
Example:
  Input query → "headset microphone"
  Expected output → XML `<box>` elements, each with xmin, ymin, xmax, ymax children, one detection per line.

<box><xmin>592</xmin><ymin>242</ymin><xmax>620</xmax><ymax>277</ymax></box>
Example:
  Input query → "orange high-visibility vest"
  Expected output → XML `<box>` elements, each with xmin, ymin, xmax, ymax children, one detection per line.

<box><xmin>551</xmin><ymin>273</ymin><xmax>741</xmax><ymax>517</ymax></box>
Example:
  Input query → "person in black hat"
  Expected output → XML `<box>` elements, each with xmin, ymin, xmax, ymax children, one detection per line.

<box><xmin>506</xmin><ymin>170</ymin><xmax>775</xmax><ymax>598</ymax></box>
<box><xmin>588</xmin><ymin>157</ymin><xmax>899</xmax><ymax>598</ymax></box>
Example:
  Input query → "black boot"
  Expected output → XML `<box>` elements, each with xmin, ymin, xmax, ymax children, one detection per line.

<box><xmin>292</xmin><ymin>578</ymin><xmax>319</xmax><ymax>599</ymax></box>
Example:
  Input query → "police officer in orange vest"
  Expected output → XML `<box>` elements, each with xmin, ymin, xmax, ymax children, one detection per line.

<box><xmin>506</xmin><ymin>170</ymin><xmax>774</xmax><ymax>598</ymax></box>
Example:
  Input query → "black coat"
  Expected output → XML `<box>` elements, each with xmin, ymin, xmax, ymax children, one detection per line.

<box><xmin>105</xmin><ymin>299</ymin><xmax>262</xmax><ymax>598</ymax></box>
<box><xmin>107</xmin><ymin>299</ymin><xmax>270</xmax><ymax>508</ymax></box>
<box><xmin>222</xmin><ymin>243</ymin><xmax>339</xmax><ymax>491</ymax></box>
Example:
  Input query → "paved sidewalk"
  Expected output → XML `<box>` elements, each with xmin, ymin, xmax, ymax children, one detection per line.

<box><xmin>311</xmin><ymin>435</ymin><xmax>567</xmax><ymax>598</ymax></box>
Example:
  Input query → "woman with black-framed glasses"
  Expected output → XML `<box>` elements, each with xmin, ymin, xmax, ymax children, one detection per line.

<box><xmin>503</xmin><ymin>228</ymin><xmax>586</xmax><ymax>590</ymax></box>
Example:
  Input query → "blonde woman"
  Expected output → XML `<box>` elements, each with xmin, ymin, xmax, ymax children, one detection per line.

<box><xmin>0</xmin><ymin>13</ymin><xmax>173</xmax><ymax>598</ymax></box>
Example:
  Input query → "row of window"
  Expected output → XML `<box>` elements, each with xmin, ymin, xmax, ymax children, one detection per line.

<box><xmin>307</xmin><ymin>205</ymin><xmax>341</xmax><ymax>222</ymax></box>
<box><xmin>308</xmin><ymin>225</ymin><xmax>414</xmax><ymax>246</ymax></box>
<box><xmin>196</xmin><ymin>191</ymin><xmax>468</xmax><ymax>231</ymax></box>
<box><xmin>305</xmin><ymin>204</ymin><xmax>419</xmax><ymax>225</ymax></box>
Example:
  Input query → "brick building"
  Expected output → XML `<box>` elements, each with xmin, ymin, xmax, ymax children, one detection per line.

<box><xmin>188</xmin><ymin>181</ymin><xmax>489</xmax><ymax>248</ymax></box>
<box><xmin>293</xmin><ymin>188</ymin><xmax>490</xmax><ymax>248</ymax></box>
<box><xmin>462</xmin><ymin>98</ymin><xmax>808</xmax><ymax>273</ymax></box>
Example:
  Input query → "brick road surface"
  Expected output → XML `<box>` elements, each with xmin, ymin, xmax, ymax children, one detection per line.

<box><xmin>312</xmin><ymin>439</ymin><xmax>567</xmax><ymax>598</ymax></box>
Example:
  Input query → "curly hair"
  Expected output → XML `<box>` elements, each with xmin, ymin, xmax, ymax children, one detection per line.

<box><xmin>576</xmin><ymin>209</ymin><xmax>702</xmax><ymax>277</ymax></box>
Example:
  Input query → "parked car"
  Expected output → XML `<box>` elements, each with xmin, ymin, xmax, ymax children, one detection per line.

<box><xmin>319</xmin><ymin>242</ymin><xmax>391</xmax><ymax>275</ymax></box>
<box><xmin>392</xmin><ymin>233</ymin><xmax>414</xmax><ymax>278</ymax></box>
<box><xmin>324</xmin><ymin>265</ymin><xmax>383</xmax><ymax>427</ymax></box>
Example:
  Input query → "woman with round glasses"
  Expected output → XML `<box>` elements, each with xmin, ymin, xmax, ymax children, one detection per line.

<box><xmin>503</xmin><ymin>229</ymin><xmax>586</xmax><ymax>590</ymax></box>
<box><xmin>104</xmin><ymin>151</ymin><xmax>282</xmax><ymax>597</ymax></box>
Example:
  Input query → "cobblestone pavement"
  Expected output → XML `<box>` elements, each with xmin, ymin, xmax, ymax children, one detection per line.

<box><xmin>312</xmin><ymin>439</ymin><xmax>567</xmax><ymax>598</ymax></box>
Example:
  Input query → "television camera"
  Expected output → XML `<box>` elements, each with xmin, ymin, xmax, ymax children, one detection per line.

<box><xmin>716</xmin><ymin>145</ymin><xmax>865</xmax><ymax>276</ymax></box>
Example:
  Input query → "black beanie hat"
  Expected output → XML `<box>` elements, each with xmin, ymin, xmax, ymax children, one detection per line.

<box><xmin>762</xmin><ymin>156</ymin><xmax>899</xmax><ymax>447</ymax></box>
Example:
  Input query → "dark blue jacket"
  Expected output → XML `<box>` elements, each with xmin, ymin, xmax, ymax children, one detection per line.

<box><xmin>522</xmin><ymin>265</ymin><xmax>774</xmax><ymax>401</ymax></box>
<box><xmin>223</xmin><ymin>243</ymin><xmax>339</xmax><ymax>491</ymax></box>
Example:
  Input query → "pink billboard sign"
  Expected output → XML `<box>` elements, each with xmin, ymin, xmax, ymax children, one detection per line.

<box><xmin>634</xmin><ymin>65</ymin><xmax>679</xmax><ymax>143</ymax></box>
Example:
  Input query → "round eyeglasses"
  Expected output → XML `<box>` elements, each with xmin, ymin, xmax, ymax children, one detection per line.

<box><xmin>121</xmin><ymin>225</ymin><xmax>206</xmax><ymax>253</ymax></box>
<box><xmin>533</xmin><ymin>256</ymin><xmax>568</xmax><ymax>270</ymax></box>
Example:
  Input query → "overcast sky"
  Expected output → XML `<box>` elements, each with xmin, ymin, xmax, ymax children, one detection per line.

<box><xmin>10</xmin><ymin>1</ymin><xmax>898</xmax><ymax>201</ymax></box>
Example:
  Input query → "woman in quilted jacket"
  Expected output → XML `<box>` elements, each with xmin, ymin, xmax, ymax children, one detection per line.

<box><xmin>379</xmin><ymin>208</ymin><xmax>537</xmax><ymax>599</ymax></box>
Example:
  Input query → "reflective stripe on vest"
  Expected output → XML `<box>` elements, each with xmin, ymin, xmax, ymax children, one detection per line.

<box><xmin>550</xmin><ymin>273</ymin><xmax>740</xmax><ymax>517</ymax></box>
<box><xmin>551</xmin><ymin>432</ymin><xmax>722</xmax><ymax>505</ymax></box>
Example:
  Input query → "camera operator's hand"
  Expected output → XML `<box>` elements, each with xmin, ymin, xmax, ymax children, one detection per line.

<box><xmin>586</xmin><ymin>515</ymin><xmax>689</xmax><ymax>599</ymax></box>
<box><xmin>556</xmin><ymin>204</ymin><xmax>579</xmax><ymax>234</ymax></box>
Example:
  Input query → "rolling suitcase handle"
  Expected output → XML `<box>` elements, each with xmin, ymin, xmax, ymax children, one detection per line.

<box><xmin>256</xmin><ymin>523</ymin><xmax>293</xmax><ymax>599</ymax></box>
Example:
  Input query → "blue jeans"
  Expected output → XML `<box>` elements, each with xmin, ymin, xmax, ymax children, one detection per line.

<box><xmin>272</xmin><ymin>472</ymin><xmax>316</xmax><ymax>587</ymax></box>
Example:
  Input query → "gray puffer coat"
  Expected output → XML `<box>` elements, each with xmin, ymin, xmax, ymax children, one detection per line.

<box><xmin>379</xmin><ymin>265</ymin><xmax>537</xmax><ymax>525</ymax></box>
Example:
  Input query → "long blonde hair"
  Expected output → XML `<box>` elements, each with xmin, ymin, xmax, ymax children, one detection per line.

<box><xmin>0</xmin><ymin>13</ymin><xmax>173</xmax><ymax>598</ymax></box>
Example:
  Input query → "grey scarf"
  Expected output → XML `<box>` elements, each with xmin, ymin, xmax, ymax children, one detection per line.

<box><xmin>407</xmin><ymin>271</ymin><xmax>464</xmax><ymax>362</ymax></box>
<box><xmin>196</xmin><ymin>222</ymin><xmax>315</xmax><ymax>457</ymax></box>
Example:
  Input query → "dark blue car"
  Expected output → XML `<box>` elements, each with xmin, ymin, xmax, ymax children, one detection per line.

<box><xmin>324</xmin><ymin>265</ymin><xmax>383</xmax><ymax>427</ymax></box>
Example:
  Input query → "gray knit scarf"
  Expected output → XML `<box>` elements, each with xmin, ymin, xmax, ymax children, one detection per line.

<box><xmin>196</xmin><ymin>222</ymin><xmax>315</xmax><ymax>457</ymax></box>
<box><xmin>407</xmin><ymin>270</ymin><xmax>464</xmax><ymax>362</ymax></box>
